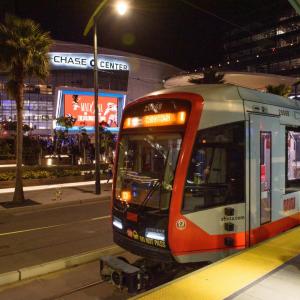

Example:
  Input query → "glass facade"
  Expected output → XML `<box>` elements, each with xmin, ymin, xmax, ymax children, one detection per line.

<box><xmin>0</xmin><ymin>81</ymin><xmax>53</xmax><ymax>131</ymax></box>
<box><xmin>222</xmin><ymin>9</ymin><xmax>300</xmax><ymax>77</ymax></box>
<box><xmin>0</xmin><ymin>69</ymin><xmax>129</xmax><ymax>134</ymax></box>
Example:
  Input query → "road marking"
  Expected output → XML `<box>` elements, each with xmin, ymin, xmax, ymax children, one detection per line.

<box><xmin>13</xmin><ymin>199</ymin><xmax>111</xmax><ymax>216</ymax></box>
<box><xmin>0</xmin><ymin>180</ymin><xmax>112</xmax><ymax>194</ymax></box>
<box><xmin>0</xmin><ymin>215</ymin><xmax>110</xmax><ymax>237</ymax></box>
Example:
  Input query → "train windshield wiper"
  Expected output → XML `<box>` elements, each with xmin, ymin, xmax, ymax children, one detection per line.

<box><xmin>138</xmin><ymin>179</ymin><xmax>161</xmax><ymax>211</ymax></box>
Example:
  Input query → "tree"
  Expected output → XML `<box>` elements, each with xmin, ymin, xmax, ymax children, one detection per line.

<box><xmin>266</xmin><ymin>84</ymin><xmax>291</xmax><ymax>97</ymax></box>
<box><xmin>188</xmin><ymin>69</ymin><xmax>225</xmax><ymax>84</ymax></box>
<box><xmin>99</xmin><ymin>121</ymin><xmax>114</xmax><ymax>158</ymax></box>
<box><xmin>0</xmin><ymin>15</ymin><xmax>52</xmax><ymax>203</ymax></box>
<box><xmin>55</xmin><ymin>115</ymin><xmax>77</xmax><ymax>161</ymax></box>
<box><xmin>56</xmin><ymin>115</ymin><xmax>77</xmax><ymax>130</ymax></box>
<box><xmin>0</xmin><ymin>121</ymin><xmax>31</xmax><ymax>132</ymax></box>
<box><xmin>79</xmin><ymin>128</ymin><xmax>90</xmax><ymax>164</ymax></box>
<box><xmin>292</xmin><ymin>80</ymin><xmax>300</xmax><ymax>100</ymax></box>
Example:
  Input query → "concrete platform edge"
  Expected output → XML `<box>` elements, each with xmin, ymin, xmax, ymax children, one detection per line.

<box><xmin>0</xmin><ymin>271</ymin><xmax>20</xmax><ymax>286</ymax></box>
<box><xmin>0</xmin><ymin>245</ymin><xmax>123</xmax><ymax>287</ymax></box>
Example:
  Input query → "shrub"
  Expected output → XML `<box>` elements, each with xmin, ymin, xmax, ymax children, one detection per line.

<box><xmin>23</xmin><ymin>170</ymin><xmax>50</xmax><ymax>179</ymax></box>
<box><xmin>0</xmin><ymin>139</ymin><xmax>14</xmax><ymax>159</ymax></box>
<box><xmin>0</xmin><ymin>172</ymin><xmax>14</xmax><ymax>181</ymax></box>
<box><xmin>23</xmin><ymin>137</ymin><xmax>41</xmax><ymax>165</ymax></box>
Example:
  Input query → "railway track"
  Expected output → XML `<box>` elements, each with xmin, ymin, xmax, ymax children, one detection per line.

<box><xmin>45</xmin><ymin>280</ymin><xmax>105</xmax><ymax>300</ymax></box>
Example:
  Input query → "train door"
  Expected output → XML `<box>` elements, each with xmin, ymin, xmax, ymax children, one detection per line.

<box><xmin>248</xmin><ymin>113</ymin><xmax>284</xmax><ymax>245</ymax></box>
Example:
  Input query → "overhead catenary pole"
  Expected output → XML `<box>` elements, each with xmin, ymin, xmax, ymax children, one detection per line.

<box><xmin>288</xmin><ymin>0</ymin><xmax>300</xmax><ymax>15</ymax></box>
<box><xmin>84</xmin><ymin>0</ymin><xmax>110</xmax><ymax>195</ymax></box>
<box><xmin>84</xmin><ymin>0</ymin><xmax>128</xmax><ymax>195</ymax></box>
<box><xmin>93</xmin><ymin>19</ymin><xmax>101</xmax><ymax>195</ymax></box>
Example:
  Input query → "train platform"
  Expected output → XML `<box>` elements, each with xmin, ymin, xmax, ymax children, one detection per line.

<box><xmin>135</xmin><ymin>226</ymin><xmax>300</xmax><ymax>300</ymax></box>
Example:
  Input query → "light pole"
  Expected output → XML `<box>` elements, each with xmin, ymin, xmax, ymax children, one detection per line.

<box><xmin>84</xmin><ymin>1</ymin><xmax>129</xmax><ymax>194</ymax></box>
<box><xmin>93</xmin><ymin>18</ymin><xmax>101</xmax><ymax>194</ymax></box>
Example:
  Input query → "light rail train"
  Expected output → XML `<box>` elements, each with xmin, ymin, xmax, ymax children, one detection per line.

<box><xmin>100</xmin><ymin>84</ymin><xmax>300</xmax><ymax>292</ymax></box>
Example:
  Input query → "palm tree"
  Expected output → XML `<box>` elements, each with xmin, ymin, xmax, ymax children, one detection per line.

<box><xmin>0</xmin><ymin>15</ymin><xmax>52</xmax><ymax>203</ymax></box>
<box><xmin>292</xmin><ymin>80</ymin><xmax>300</xmax><ymax>100</ymax></box>
<box><xmin>55</xmin><ymin>115</ymin><xmax>77</xmax><ymax>163</ymax></box>
<box><xmin>266</xmin><ymin>84</ymin><xmax>291</xmax><ymax>97</ymax></box>
<box><xmin>188</xmin><ymin>69</ymin><xmax>225</xmax><ymax>84</ymax></box>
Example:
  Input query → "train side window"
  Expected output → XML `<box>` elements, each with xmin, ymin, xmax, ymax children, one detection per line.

<box><xmin>260</xmin><ymin>132</ymin><xmax>271</xmax><ymax>224</ymax></box>
<box><xmin>182</xmin><ymin>122</ymin><xmax>245</xmax><ymax>213</ymax></box>
<box><xmin>286</xmin><ymin>128</ymin><xmax>300</xmax><ymax>192</ymax></box>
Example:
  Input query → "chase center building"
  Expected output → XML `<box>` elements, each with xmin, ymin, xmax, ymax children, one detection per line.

<box><xmin>0</xmin><ymin>40</ymin><xmax>181</xmax><ymax>134</ymax></box>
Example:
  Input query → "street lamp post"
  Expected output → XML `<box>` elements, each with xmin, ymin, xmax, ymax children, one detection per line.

<box><xmin>93</xmin><ymin>18</ymin><xmax>101</xmax><ymax>194</ymax></box>
<box><xmin>84</xmin><ymin>1</ymin><xmax>129</xmax><ymax>195</ymax></box>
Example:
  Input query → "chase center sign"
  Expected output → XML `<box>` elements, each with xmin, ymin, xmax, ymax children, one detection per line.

<box><xmin>49</xmin><ymin>52</ymin><xmax>129</xmax><ymax>71</ymax></box>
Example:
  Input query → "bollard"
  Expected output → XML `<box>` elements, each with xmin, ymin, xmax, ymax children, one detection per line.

<box><xmin>55</xmin><ymin>188</ymin><xmax>63</xmax><ymax>201</ymax></box>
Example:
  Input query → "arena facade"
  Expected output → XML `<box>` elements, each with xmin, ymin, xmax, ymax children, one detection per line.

<box><xmin>0</xmin><ymin>40</ymin><xmax>181</xmax><ymax>134</ymax></box>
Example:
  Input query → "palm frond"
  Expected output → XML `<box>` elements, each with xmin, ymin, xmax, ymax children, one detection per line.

<box><xmin>188</xmin><ymin>69</ymin><xmax>225</xmax><ymax>85</ymax></box>
<box><xmin>0</xmin><ymin>14</ymin><xmax>53</xmax><ymax>80</ymax></box>
<box><xmin>266</xmin><ymin>84</ymin><xmax>291</xmax><ymax>97</ymax></box>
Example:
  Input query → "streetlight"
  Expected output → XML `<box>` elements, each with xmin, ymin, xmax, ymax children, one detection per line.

<box><xmin>84</xmin><ymin>0</ymin><xmax>129</xmax><ymax>195</ymax></box>
<box><xmin>115</xmin><ymin>1</ymin><xmax>129</xmax><ymax>15</ymax></box>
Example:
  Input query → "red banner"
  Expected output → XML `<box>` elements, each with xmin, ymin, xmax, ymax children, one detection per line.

<box><xmin>64</xmin><ymin>94</ymin><xmax>118</xmax><ymax>127</ymax></box>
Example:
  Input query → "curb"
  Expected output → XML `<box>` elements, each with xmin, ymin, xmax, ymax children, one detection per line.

<box><xmin>0</xmin><ymin>271</ymin><xmax>20</xmax><ymax>286</ymax></box>
<box><xmin>0</xmin><ymin>245</ymin><xmax>124</xmax><ymax>287</ymax></box>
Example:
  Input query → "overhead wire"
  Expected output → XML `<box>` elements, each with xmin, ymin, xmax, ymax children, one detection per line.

<box><xmin>179</xmin><ymin>0</ymin><xmax>253</xmax><ymax>34</ymax></box>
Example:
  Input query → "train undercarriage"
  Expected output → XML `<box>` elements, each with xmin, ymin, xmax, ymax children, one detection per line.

<box><xmin>100</xmin><ymin>255</ymin><xmax>208</xmax><ymax>294</ymax></box>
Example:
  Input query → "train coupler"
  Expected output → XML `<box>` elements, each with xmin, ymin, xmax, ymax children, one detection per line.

<box><xmin>100</xmin><ymin>256</ymin><xmax>142</xmax><ymax>294</ymax></box>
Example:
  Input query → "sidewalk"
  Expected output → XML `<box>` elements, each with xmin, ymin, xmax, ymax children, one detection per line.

<box><xmin>0</xmin><ymin>180</ymin><xmax>112</xmax><ymax>210</ymax></box>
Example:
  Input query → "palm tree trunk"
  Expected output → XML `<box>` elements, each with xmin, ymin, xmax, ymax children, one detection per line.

<box><xmin>13</xmin><ymin>81</ymin><xmax>25</xmax><ymax>203</ymax></box>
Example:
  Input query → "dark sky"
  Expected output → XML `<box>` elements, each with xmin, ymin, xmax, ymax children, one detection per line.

<box><xmin>0</xmin><ymin>0</ymin><xmax>292</xmax><ymax>70</ymax></box>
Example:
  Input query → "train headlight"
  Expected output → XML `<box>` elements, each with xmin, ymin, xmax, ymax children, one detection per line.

<box><xmin>145</xmin><ymin>228</ymin><xmax>165</xmax><ymax>241</ymax></box>
<box><xmin>113</xmin><ymin>217</ymin><xmax>123</xmax><ymax>230</ymax></box>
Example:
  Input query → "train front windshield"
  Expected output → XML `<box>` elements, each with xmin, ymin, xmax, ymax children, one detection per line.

<box><xmin>115</xmin><ymin>133</ymin><xmax>182</xmax><ymax>210</ymax></box>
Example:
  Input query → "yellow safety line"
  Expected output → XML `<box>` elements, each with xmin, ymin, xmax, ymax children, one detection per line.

<box><xmin>0</xmin><ymin>215</ymin><xmax>110</xmax><ymax>237</ymax></box>
<box><xmin>135</xmin><ymin>226</ymin><xmax>300</xmax><ymax>300</ymax></box>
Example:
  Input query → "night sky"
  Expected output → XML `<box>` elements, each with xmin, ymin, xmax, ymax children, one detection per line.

<box><xmin>0</xmin><ymin>0</ymin><xmax>292</xmax><ymax>70</ymax></box>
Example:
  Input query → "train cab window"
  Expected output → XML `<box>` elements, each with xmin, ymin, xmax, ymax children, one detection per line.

<box><xmin>183</xmin><ymin>122</ymin><xmax>245</xmax><ymax>212</ymax></box>
<box><xmin>286</xmin><ymin>129</ymin><xmax>300</xmax><ymax>192</ymax></box>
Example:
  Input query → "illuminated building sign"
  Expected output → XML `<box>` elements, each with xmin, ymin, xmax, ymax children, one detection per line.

<box><xmin>49</xmin><ymin>52</ymin><xmax>129</xmax><ymax>71</ymax></box>
<box><xmin>56</xmin><ymin>88</ymin><xmax>126</xmax><ymax>132</ymax></box>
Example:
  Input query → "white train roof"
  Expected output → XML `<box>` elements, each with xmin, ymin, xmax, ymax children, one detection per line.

<box><xmin>164</xmin><ymin>71</ymin><xmax>299</xmax><ymax>91</ymax></box>
<box><xmin>146</xmin><ymin>84</ymin><xmax>300</xmax><ymax>111</ymax></box>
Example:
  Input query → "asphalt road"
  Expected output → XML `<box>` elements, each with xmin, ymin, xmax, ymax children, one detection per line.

<box><xmin>0</xmin><ymin>199</ymin><xmax>113</xmax><ymax>273</ymax></box>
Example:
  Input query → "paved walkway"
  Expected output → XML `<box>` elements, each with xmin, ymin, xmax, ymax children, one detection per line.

<box><xmin>0</xmin><ymin>180</ymin><xmax>112</xmax><ymax>209</ymax></box>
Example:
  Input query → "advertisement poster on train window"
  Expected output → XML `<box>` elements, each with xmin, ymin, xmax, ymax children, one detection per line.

<box><xmin>64</xmin><ymin>93</ymin><xmax>118</xmax><ymax>127</ymax></box>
